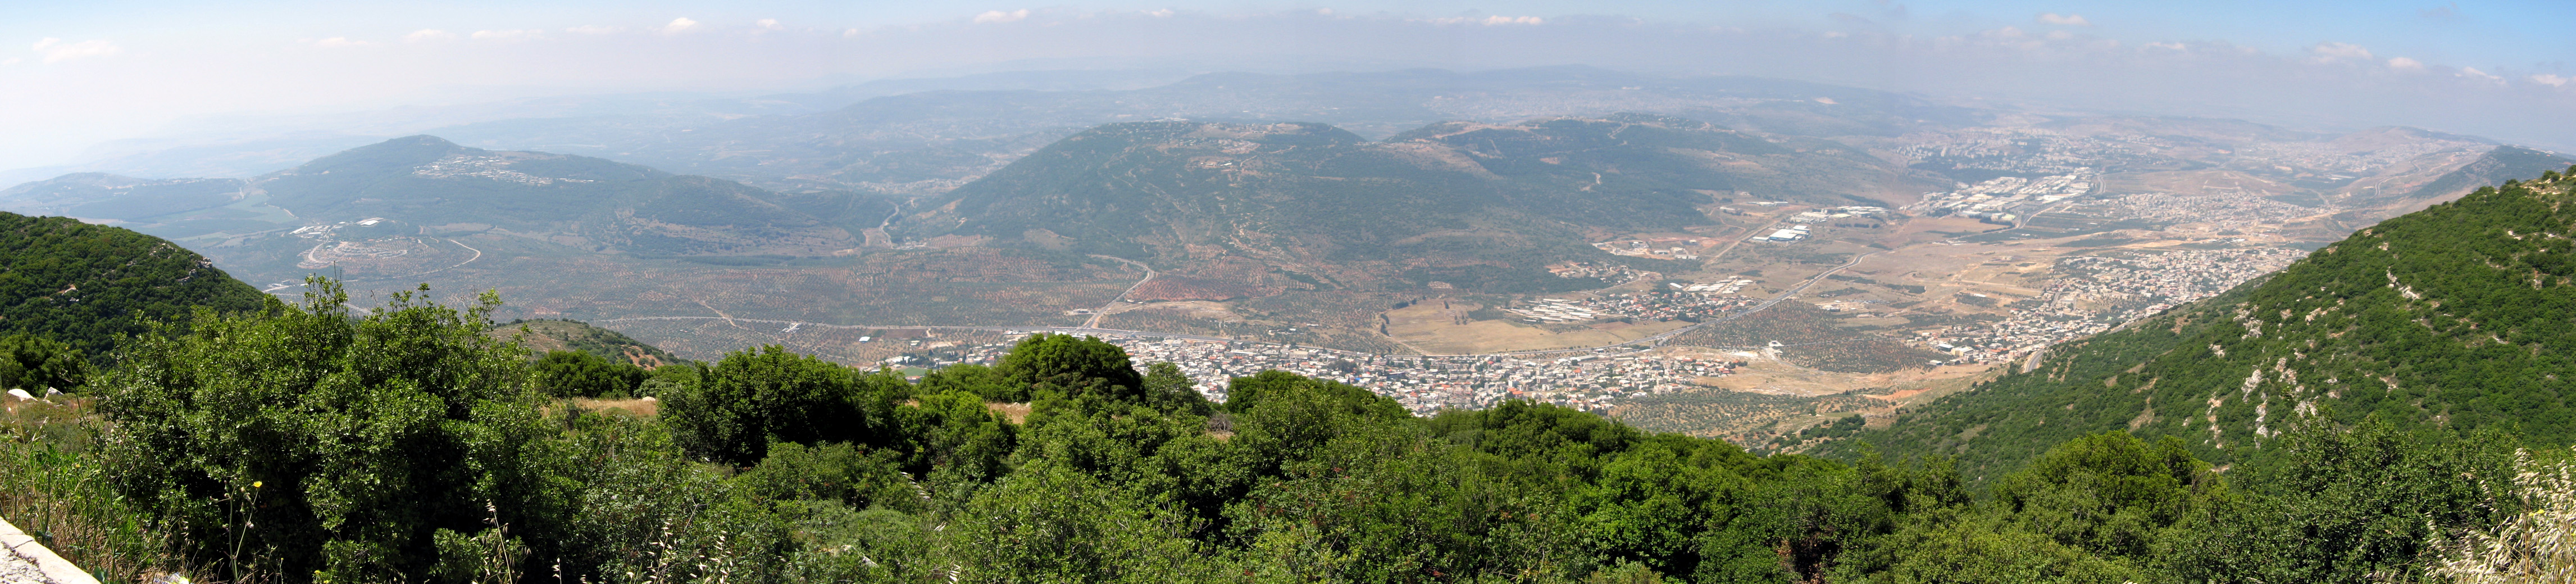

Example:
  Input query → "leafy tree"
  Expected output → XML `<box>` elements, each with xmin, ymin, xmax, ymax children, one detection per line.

<box><xmin>1138</xmin><ymin>361</ymin><xmax>1213</xmax><ymax>416</ymax></box>
<box><xmin>2163</xmin><ymin>416</ymin><xmax>2519</xmax><ymax>583</ymax></box>
<box><xmin>895</xmin><ymin>390</ymin><xmax>1017</xmax><ymax>484</ymax></box>
<box><xmin>1988</xmin><ymin>432</ymin><xmax>2218</xmax><ymax>558</ymax></box>
<box><xmin>532</xmin><ymin>350</ymin><xmax>648</xmax><ymax>398</ymax></box>
<box><xmin>949</xmin><ymin>461</ymin><xmax>1217</xmax><ymax>582</ymax></box>
<box><xmin>1857</xmin><ymin>510</ymin><xmax>2150</xmax><ymax>584</ymax></box>
<box><xmin>0</xmin><ymin>333</ymin><xmax>87</xmax><ymax>391</ymax></box>
<box><xmin>736</xmin><ymin>442</ymin><xmax>916</xmax><ymax>511</ymax></box>
<box><xmin>995</xmin><ymin>333</ymin><xmax>1144</xmax><ymax>401</ymax></box>
<box><xmin>916</xmin><ymin>363</ymin><xmax>1021</xmax><ymax>402</ymax></box>
<box><xmin>94</xmin><ymin>282</ymin><xmax>550</xmax><ymax>582</ymax></box>
<box><xmin>1431</xmin><ymin>399</ymin><xmax>1644</xmax><ymax>482</ymax></box>
<box><xmin>661</xmin><ymin>346</ymin><xmax>870</xmax><ymax>466</ymax></box>
<box><xmin>1224</xmin><ymin>369</ymin><xmax>1407</xmax><ymax>419</ymax></box>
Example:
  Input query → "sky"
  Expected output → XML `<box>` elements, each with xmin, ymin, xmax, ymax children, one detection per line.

<box><xmin>3</xmin><ymin>1</ymin><xmax>2573</xmax><ymax>171</ymax></box>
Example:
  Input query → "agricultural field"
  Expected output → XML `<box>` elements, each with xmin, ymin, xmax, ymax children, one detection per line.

<box><xmin>1377</xmin><ymin>298</ymin><xmax>1694</xmax><ymax>355</ymax></box>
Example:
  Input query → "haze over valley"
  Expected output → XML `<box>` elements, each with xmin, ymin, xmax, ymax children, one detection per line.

<box><xmin>6</xmin><ymin>61</ymin><xmax>2565</xmax><ymax>443</ymax></box>
<box><xmin>8</xmin><ymin>3</ymin><xmax>2576</xmax><ymax>582</ymax></box>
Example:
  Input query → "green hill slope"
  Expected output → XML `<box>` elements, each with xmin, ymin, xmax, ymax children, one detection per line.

<box><xmin>0</xmin><ymin>173</ymin><xmax>244</xmax><ymax>221</ymax></box>
<box><xmin>0</xmin><ymin>212</ymin><xmax>266</xmax><ymax>360</ymax></box>
<box><xmin>254</xmin><ymin>135</ymin><xmax>875</xmax><ymax>256</ymax></box>
<box><xmin>1830</xmin><ymin>166</ymin><xmax>2576</xmax><ymax>481</ymax></box>
<box><xmin>2396</xmin><ymin>144</ymin><xmax>2573</xmax><ymax>202</ymax></box>
<box><xmin>493</xmin><ymin>318</ymin><xmax>681</xmax><ymax>368</ymax></box>
<box><xmin>909</xmin><ymin>115</ymin><xmax>1929</xmax><ymax>291</ymax></box>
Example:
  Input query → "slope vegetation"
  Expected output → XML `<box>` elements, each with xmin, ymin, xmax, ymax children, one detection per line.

<box><xmin>257</xmin><ymin>135</ymin><xmax>872</xmax><ymax>256</ymax></box>
<box><xmin>494</xmin><ymin>318</ymin><xmax>681</xmax><ymax>367</ymax></box>
<box><xmin>910</xmin><ymin>115</ymin><xmax>1927</xmax><ymax>291</ymax></box>
<box><xmin>1834</xmin><ymin>166</ymin><xmax>2576</xmax><ymax>481</ymax></box>
<box><xmin>0</xmin><ymin>212</ymin><xmax>266</xmax><ymax>359</ymax></box>
<box><xmin>0</xmin><ymin>173</ymin><xmax>244</xmax><ymax>221</ymax></box>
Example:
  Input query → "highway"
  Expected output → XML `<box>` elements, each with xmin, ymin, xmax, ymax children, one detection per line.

<box><xmin>1082</xmin><ymin>255</ymin><xmax>1155</xmax><ymax>328</ymax></box>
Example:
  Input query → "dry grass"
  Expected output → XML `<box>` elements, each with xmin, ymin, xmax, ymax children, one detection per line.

<box><xmin>0</xmin><ymin>398</ymin><xmax>181</xmax><ymax>583</ymax></box>
<box><xmin>985</xmin><ymin>402</ymin><xmax>1031</xmax><ymax>424</ymax></box>
<box><xmin>574</xmin><ymin>397</ymin><xmax>659</xmax><ymax>418</ymax></box>
<box><xmin>1380</xmin><ymin>301</ymin><xmax>1692</xmax><ymax>354</ymax></box>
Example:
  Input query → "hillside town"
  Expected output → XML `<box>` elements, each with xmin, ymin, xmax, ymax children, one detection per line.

<box><xmin>1905</xmin><ymin>170</ymin><xmax>2099</xmax><ymax>222</ymax></box>
<box><xmin>1908</xmin><ymin>246</ymin><xmax>2308</xmax><ymax>364</ymax></box>
<box><xmin>885</xmin><ymin>331</ymin><xmax>1749</xmax><ymax>416</ymax></box>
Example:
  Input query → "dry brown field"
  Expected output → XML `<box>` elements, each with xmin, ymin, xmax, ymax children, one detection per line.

<box><xmin>1378</xmin><ymin>300</ymin><xmax>1692</xmax><ymax>355</ymax></box>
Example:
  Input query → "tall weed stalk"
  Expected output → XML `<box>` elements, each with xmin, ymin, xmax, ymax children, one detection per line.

<box><xmin>0</xmin><ymin>399</ymin><xmax>182</xmax><ymax>583</ymax></box>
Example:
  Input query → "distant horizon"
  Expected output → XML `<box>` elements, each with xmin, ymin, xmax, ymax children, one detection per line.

<box><xmin>3</xmin><ymin>64</ymin><xmax>2566</xmax><ymax>189</ymax></box>
<box><xmin>5</xmin><ymin>1</ymin><xmax>2573</xmax><ymax>172</ymax></box>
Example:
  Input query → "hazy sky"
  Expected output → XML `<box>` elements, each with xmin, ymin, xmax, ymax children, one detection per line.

<box><xmin>4</xmin><ymin>1</ymin><xmax>2573</xmax><ymax>170</ymax></box>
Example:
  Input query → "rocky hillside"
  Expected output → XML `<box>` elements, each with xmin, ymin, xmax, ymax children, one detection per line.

<box><xmin>1827</xmin><ymin>165</ymin><xmax>2576</xmax><ymax>481</ymax></box>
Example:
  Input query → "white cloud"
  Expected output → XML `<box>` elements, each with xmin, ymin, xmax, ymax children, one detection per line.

<box><xmin>0</xmin><ymin>57</ymin><xmax>18</xmax><ymax>66</ymax></box>
<box><xmin>2461</xmin><ymin>66</ymin><xmax>2502</xmax><ymax>82</ymax></box>
<box><xmin>404</xmin><ymin>29</ymin><xmax>456</xmax><ymax>43</ymax></box>
<box><xmin>661</xmin><ymin>17</ymin><xmax>700</xmax><ymax>34</ymax></box>
<box><xmin>565</xmin><ymin>25</ymin><xmax>620</xmax><ymax>34</ymax></box>
<box><xmin>1144</xmin><ymin>8</ymin><xmax>1174</xmax><ymax>17</ymax></box>
<box><xmin>756</xmin><ymin>19</ymin><xmax>782</xmax><ymax>30</ymax></box>
<box><xmin>31</xmin><ymin>38</ymin><xmax>121</xmax><ymax>63</ymax></box>
<box><xmin>2045</xmin><ymin>30</ymin><xmax>2072</xmax><ymax>40</ymax></box>
<box><xmin>2143</xmin><ymin>41</ymin><xmax>2187</xmax><ymax>51</ymax></box>
<box><xmin>2387</xmin><ymin>57</ymin><xmax>2423</xmax><ymax>71</ymax></box>
<box><xmin>2037</xmin><ymin>13</ymin><xmax>2091</xmax><ymax>26</ymax></box>
<box><xmin>310</xmin><ymin>37</ymin><xmax>371</xmax><ymax>48</ymax></box>
<box><xmin>975</xmin><ymin>10</ymin><xmax>1029</xmax><ymax>24</ymax></box>
<box><xmin>1482</xmin><ymin>16</ymin><xmax>1543</xmax><ymax>25</ymax></box>
<box><xmin>2310</xmin><ymin>42</ymin><xmax>2372</xmax><ymax>60</ymax></box>
<box><xmin>2531</xmin><ymin>74</ymin><xmax>2572</xmax><ymax>87</ymax></box>
<box><xmin>471</xmin><ymin>29</ymin><xmax>543</xmax><ymax>42</ymax></box>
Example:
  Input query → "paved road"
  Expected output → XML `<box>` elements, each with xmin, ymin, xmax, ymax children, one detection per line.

<box><xmin>1084</xmin><ymin>255</ymin><xmax>1155</xmax><ymax>328</ymax></box>
<box><xmin>262</xmin><ymin>238</ymin><xmax>485</xmax><ymax>293</ymax></box>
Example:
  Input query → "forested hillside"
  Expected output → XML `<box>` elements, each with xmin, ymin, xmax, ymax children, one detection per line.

<box><xmin>909</xmin><ymin>115</ymin><xmax>1926</xmax><ymax>291</ymax></box>
<box><xmin>0</xmin><ymin>212</ymin><xmax>265</xmax><ymax>363</ymax></box>
<box><xmin>1830</xmin><ymin>166</ymin><xmax>2576</xmax><ymax>482</ymax></box>
<box><xmin>0</xmin><ymin>282</ymin><xmax>2560</xmax><ymax>583</ymax></box>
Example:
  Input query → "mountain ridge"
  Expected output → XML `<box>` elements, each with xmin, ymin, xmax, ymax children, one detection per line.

<box><xmin>1823</xmin><ymin>165</ymin><xmax>2576</xmax><ymax>481</ymax></box>
<box><xmin>905</xmin><ymin>114</ymin><xmax>1929</xmax><ymax>291</ymax></box>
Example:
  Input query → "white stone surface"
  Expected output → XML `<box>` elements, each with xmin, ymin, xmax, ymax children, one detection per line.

<box><xmin>0</xmin><ymin>515</ymin><xmax>99</xmax><ymax>584</ymax></box>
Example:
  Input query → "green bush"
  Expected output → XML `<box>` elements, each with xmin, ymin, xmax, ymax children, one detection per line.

<box><xmin>95</xmin><ymin>283</ymin><xmax>549</xmax><ymax>582</ymax></box>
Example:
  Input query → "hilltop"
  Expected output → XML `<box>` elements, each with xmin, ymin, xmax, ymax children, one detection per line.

<box><xmin>493</xmin><ymin>318</ymin><xmax>681</xmax><ymax>368</ymax></box>
<box><xmin>255</xmin><ymin>135</ymin><xmax>869</xmax><ymax>257</ymax></box>
<box><xmin>906</xmin><ymin>115</ymin><xmax>1930</xmax><ymax>292</ymax></box>
<box><xmin>424</xmin><ymin>66</ymin><xmax>1979</xmax><ymax>193</ymax></box>
<box><xmin>1822</xmin><ymin>165</ymin><xmax>2576</xmax><ymax>481</ymax></box>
